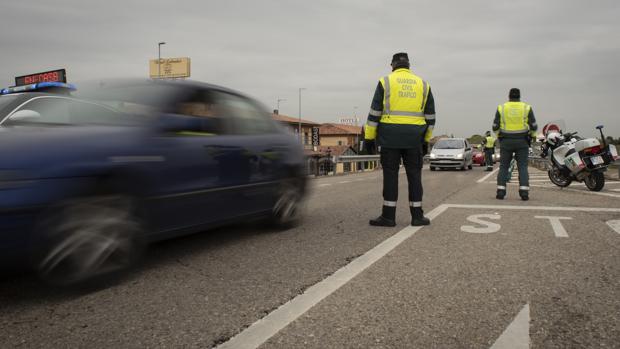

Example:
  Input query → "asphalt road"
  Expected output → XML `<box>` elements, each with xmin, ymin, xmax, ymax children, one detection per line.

<box><xmin>1</xmin><ymin>165</ymin><xmax>618</xmax><ymax>348</ymax></box>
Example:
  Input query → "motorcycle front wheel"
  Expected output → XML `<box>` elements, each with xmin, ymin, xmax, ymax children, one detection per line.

<box><xmin>584</xmin><ymin>171</ymin><xmax>605</xmax><ymax>191</ymax></box>
<box><xmin>548</xmin><ymin>165</ymin><xmax>572</xmax><ymax>187</ymax></box>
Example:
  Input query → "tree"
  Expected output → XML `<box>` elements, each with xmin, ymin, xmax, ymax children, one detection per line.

<box><xmin>468</xmin><ymin>134</ymin><xmax>484</xmax><ymax>145</ymax></box>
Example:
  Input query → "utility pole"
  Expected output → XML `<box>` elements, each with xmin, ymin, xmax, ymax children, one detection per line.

<box><xmin>298</xmin><ymin>88</ymin><xmax>306</xmax><ymax>145</ymax></box>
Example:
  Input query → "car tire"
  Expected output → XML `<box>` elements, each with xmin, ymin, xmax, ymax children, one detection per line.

<box><xmin>270</xmin><ymin>177</ymin><xmax>305</xmax><ymax>229</ymax></box>
<box><xmin>34</xmin><ymin>194</ymin><xmax>144</xmax><ymax>286</ymax></box>
<box><xmin>430</xmin><ymin>166</ymin><xmax>436</xmax><ymax>171</ymax></box>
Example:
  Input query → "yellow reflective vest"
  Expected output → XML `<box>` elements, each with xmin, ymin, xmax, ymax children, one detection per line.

<box><xmin>484</xmin><ymin>136</ymin><xmax>495</xmax><ymax>148</ymax></box>
<box><xmin>364</xmin><ymin>68</ymin><xmax>433</xmax><ymax>143</ymax></box>
<box><xmin>497</xmin><ymin>102</ymin><xmax>532</xmax><ymax>135</ymax></box>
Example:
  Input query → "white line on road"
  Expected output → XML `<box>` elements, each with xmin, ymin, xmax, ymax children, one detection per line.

<box><xmin>445</xmin><ymin>203</ymin><xmax>620</xmax><ymax>212</ymax></box>
<box><xmin>534</xmin><ymin>216</ymin><xmax>572</xmax><ymax>238</ymax></box>
<box><xmin>530</xmin><ymin>185</ymin><xmax>620</xmax><ymax>198</ymax></box>
<box><xmin>490</xmin><ymin>304</ymin><xmax>530</xmax><ymax>349</ymax></box>
<box><xmin>215</xmin><ymin>205</ymin><xmax>450</xmax><ymax>349</ymax></box>
<box><xmin>477</xmin><ymin>168</ymin><xmax>499</xmax><ymax>183</ymax></box>
<box><xmin>607</xmin><ymin>220</ymin><xmax>620</xmax><ymax>234</ymax></box>
<box><xmin>338</xmin><ymin>181</ymin><xmax>351</xmax><ymax>184</ymax></box>
<box><xmin>317</xmin><ymin>184</ymin><xmax>331</xmax><ymax>187</ymax></box>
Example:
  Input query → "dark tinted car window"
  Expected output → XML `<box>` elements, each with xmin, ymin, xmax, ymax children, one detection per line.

<box><xmin>212</xmin><ymin>91</ymin><xmax>276</xmax><ymax>135</ymax></box>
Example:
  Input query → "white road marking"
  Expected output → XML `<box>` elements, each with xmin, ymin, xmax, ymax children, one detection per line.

<box><xmin>317</xmin><ymin>183</ymin><xmax>331</xmax><ymax>187</ymax></box>
<box><xmin>461</xmin><ymin>214</ymin><xmax>502</xmax><ymax>234</ymax></box>
<box><xmin>530</xmin><ymin>185</ymin><xmax>620</xmax><ymax>198</ymax></box>
<box><xmin>445</xmin><ymin>203</ymin><xmax>620</xmax><ymax>213</ymax></box>
<box><xmin>490</xmin><ymin>304</ymin><xmax>530</xmax><ymax>349</ymax></box>
<box><xmin>218</xmin><ymin>203</ymin><xmax>619</xmax><ymax>349</ymax></box>
<box><xmin>338</xmin><ymin>180</ymin><xmax>351</xmax><ymax>184</ymax></box>
<box><xmin>215</xmin><ymin>204</ymin><xmax>450</xmax><ymax>349</ymax></box>
<box><xmin>612</xmin><ymin>189</ymin><xmax>620</xmax><ymax>192</ymax></box>
<box><xmin>606</xmin><ymin>220</ymin><xmax>620</xmax><ymax>234</ymax></box>
<box><xmin>477</xmin><ymin>168</ymin><xmax>499</xmax><ymax>183</ymax></box>
<box><xmin>534</xmin><ymin>216</ymin><xmax>572</xmax><ymax>238</ymax></box>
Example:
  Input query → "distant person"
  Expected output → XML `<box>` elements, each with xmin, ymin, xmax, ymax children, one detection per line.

<box><xmin>364</xmin><ymin>52</ymin><xmax>436</xmax><ymax>227</ymax></box>
<box><xmin>483</xmin><ymin>131</ymin><xmax>496</xmax><ymax>171</ymax></box>
<box><xmin>493</xmin><ymin>88</ymin><xmax>537</xmax><ymax>200</ymax></box>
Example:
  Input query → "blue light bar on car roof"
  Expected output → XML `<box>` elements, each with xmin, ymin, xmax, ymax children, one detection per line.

<box><xmin>0</xmin><ymin>82</ymin><xmax>76</xmax><ymax>95</ymax></box>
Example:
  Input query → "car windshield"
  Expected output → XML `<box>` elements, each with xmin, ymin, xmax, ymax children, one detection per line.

<box><xmin>2</xmin><ymin>96</ymin><xmax>143</xmax><ymax>127</ymax></box>
<box><xmin>434</xmin><ymin>139</ymin><xmax>464</xmax><ymax>149</ymax></box>
<box><xmin>0</xmin><ymin>95</ymin><xmax>18</xmax><ymax>114</ymax></box>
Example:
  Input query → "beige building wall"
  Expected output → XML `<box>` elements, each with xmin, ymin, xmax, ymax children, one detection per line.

<box><xmin>320</xmin><ymin>135</ymin><xmax>355</xmax><ymax>147</ymax></box>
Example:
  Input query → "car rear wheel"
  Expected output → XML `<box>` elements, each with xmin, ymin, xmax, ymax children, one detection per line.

<box><xmin>34</xmin><ymin>195</ymin><xmax>143</xmax><ymax>285</ymax></box>
<box><xmin>430</xmin><ymin>166</ymin><xmax>436</xmax><ymax>171</ymax></box>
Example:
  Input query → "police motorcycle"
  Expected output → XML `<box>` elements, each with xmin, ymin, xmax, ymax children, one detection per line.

<box><xmin>540</xmin><ymin>122</ymin><xmax>619</xmax><ymax>191</ymax></box>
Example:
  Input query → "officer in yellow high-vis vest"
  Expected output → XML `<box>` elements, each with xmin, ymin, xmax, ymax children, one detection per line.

<box><xmin>483</xmin><ymin>131</ymin><xmax>496</xmax><ymax>171</ymax></box>
<box><xmin>364</xmin><ymin>52</ymin><xmax>436</xmax><ymax>227</ymax></box>
<box><xmin>492</xmin><ymin>88</ymin><xmax>537</xmax><ymax>201</ymax></box>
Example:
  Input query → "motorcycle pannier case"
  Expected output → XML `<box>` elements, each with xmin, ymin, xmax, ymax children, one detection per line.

<box><xmin>564</xmin><ymin>152</ymin><xmax>585</xmax><ymax>174</ymax></box>
<box><xmin>610</xmin><ymin>144</ymin><xmax>619</xmax><ymax>161</ymax></box>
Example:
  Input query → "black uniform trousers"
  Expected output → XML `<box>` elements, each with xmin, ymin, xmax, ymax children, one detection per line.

<box><xmin>484</xmin><ymin>148</ymin><xmax>495</xmax><ymax>167</ymax></box>
<box><xmin>380</xmin><ymin>147</ymin><xmax>423</xmax><ymax>204</ymax></box>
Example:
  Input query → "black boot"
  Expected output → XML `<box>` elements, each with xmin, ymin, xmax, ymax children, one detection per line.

<box><xmin>519</xmin><ymin>190</ymin><xmax>529</xmax><ymax>201</ymax></box>
<box><xmin>496</xmin><ymin>189</ymin><xmax>506</xmax><ymax>200</ymax></box>
<box><xmin>369</xmin><ymin>206</ymin><xmax>396</xmax><ymax>227</ymax></box>
<box><xmin>411</xmin><ymin>207</ymin><xmax>430</xmax><ymax>226</ymax></box>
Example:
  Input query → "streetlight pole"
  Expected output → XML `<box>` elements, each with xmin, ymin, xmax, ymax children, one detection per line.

<box><xmin>158</xmin><ymin>42</ymin><xmax>166</xmax><ymax>79</ymax></box>
<box><xmin>298</xmin><ymin>88</ymin><xmax>306</xmax><ymax>145</ymax></box>
<box><xmin>277</xmin><ymin>98</ymin><xmax>286</xmax><ymax>112</ymax></box>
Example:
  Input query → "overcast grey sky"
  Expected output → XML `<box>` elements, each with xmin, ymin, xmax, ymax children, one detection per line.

<box><xmin>2</xmin><ymin>0</ymin><xmax>619</xmax><ymax>137</ymax></box>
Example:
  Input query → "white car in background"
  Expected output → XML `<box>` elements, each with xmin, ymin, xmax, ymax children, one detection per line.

<box><xmin>429</xmin><ymin>138</ymin><xmax>474</xmax><ymax>171</ymax></box>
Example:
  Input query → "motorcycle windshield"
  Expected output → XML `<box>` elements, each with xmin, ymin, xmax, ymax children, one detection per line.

<box><xmin>541</xmin><ymin>119</ymin><xmax>566</xmax><ymax>137</ymax></box>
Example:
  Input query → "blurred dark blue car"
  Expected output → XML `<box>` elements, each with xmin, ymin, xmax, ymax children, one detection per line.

<box><xmin>0</xmin><ymin>80</ymin><xmax>306</xmax><ymax>284</ymax></box>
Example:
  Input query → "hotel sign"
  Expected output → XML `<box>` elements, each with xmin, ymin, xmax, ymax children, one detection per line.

<box><xmin>149</xmin><ymin>57</ymin><xmax>191</xmax><ymax>79</ymax></box>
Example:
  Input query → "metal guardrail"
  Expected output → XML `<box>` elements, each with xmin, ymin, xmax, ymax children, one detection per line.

<box><xmin>528</xmin><ymin>156</ymin><xmax>550</xmax><ymax>170</ymax></box>
<box><xmin>335</xmin><ymin>155</ymin><xmax>380</xmax><ymax>163</ymax></box>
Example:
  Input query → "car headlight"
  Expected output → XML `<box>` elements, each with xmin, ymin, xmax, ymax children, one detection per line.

<box><xmin>430</xmin><ymin>153</ymin><xmax>437</xmax><ymax>159</ymax></box>
<box><xmin>455</xmin><ymin>153</ymin><xmax>464</xmax><ymax>159</ymax></box>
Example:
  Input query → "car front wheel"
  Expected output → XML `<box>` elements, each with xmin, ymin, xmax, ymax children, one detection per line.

<box><xmin>34</xmin><ymin>195</ymin><xmax>143</xmax><ymax>285</ymax></box>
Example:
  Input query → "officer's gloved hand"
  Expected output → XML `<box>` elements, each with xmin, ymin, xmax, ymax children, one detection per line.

<box><xmin>365</xmin><ymin>140</ymin><xmax>376</xmax><ymax>154</ymax></box>
<box><xmin>422</xmin><ymin>142</ymin><xmax>429</xmax><ymax>155</ymax></box>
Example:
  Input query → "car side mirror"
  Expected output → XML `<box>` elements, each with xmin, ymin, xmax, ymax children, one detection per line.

<box><xmin>465</xmin><ymin>147</ymin><xmax>471</xmax><ymax>151</ymax></box>
<box><xmin>8</xmin><ymin>109</ymin><xmax>42</xmax><ymax>122</ymax></box>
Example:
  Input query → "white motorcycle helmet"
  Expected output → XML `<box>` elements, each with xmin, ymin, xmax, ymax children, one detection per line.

<box><xmin>546</xmin><ymin>131</ymin><xmax>562</xmax><ymax>146</ymax></box>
